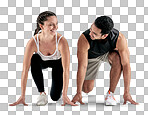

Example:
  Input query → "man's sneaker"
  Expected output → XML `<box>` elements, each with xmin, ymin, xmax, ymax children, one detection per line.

<box><xmin>36</xmin><ymin>93</ymin><xmax>48</xmax><ymax>106</ymax></box>
<box><xmin>105</xmin><ymin>90</ymin><xmax>117</xmax><ymax>106</ymax></box>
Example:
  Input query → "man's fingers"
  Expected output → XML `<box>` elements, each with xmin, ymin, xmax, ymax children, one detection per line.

<box><xmin>71</xmin><ymin>99</ymin><xmax>74</xmax><ymax>102</ymax></box>
<box><xmin>123</xmin><ymin>100</ymin><xmax>127</xmax><ymax>105</ymax></box>
<box><xmin>124</xmin><ymin>99</ymin><xmax>139</xmax><ymax>105</ymax></box>
<box><xmin>71</xmin><ymin>98</ymin><xmax>77</xmax><ymax>104</ymax></box>
<box><xmin>72</xmin><ymin>98</ymin><xmax>84</xmax><ymax>105</ymax></box>
<box><xmin>135</xmin><ymin>103</ymin><xmax>139</xmax><ymax>105</ymax></box>
<box><xmin>79</xmin><ymin>100</ymin><xmax>85</xmax><ymax>105</ymax></box>
<box><xmin>130</xmin><ymin>100</ymin><xmax>136</xmax><ymax>104</ymax></box>
<box><xmin>130</xmin><ymin>100</ymin><xmax>139</xmax><ymax>105</ymax></box>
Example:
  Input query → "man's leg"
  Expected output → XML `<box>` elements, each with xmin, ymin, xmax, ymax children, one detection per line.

<box><xmin>82</xmin><ymin>53</ymin><xmax>106</xmax><ymax>93</ymax></box>
<box><xmin>108</xmin><ymin>51</ymin><xmax>122</xmax><ymax>93</ymax></box>
<box><xmin>82</xmin><ymin>80</ymin><xmax>95</xmax><ymax>93</ymax></box>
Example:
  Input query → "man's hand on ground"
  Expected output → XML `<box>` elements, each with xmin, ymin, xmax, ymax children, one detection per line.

<box><xmin>123</xmin><ymin>93</ymin><xmax>139</xmax><ymax>105</ymax></box>
<box><xmin>72</xmin><ymin>93</ymin><xmax>85</xmax><ymax>105</ymax></box>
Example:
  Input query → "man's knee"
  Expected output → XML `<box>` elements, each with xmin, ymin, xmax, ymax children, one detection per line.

<box><xmin>82</xmin><ymin>83</ymin><xmax>94</xmax><ymax>93</ymax></box>
<box><xmin>83</xmin><ymin>86</ymin><xmax>93</xmax><ymax>93</ymax></box>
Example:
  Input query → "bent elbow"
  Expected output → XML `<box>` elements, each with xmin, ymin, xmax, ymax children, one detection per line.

<box><xmin>83</xmin><ymin>65</ymin><xmax>87</xmax><ymax>70</ymax></box>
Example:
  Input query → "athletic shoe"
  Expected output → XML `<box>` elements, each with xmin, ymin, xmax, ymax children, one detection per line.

<box><xmin>105</xmin><ymin>90</ymin><xmax>117</xmax><ymax>106</ymax></box>
<box><xmin>36</xmin><ymin>93</ymin><xmax>48</xmax><ymax>106</ymax></box>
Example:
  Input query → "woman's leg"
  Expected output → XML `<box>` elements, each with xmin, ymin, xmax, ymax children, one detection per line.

<box><xmin>50</xmin><ymin>59</ymin><xmax>63</xmax><ymax>101</ymax></box>
<box><xmin>31</xmin><ymin>54</ymin><xmax>45</xmax><ymax>93</ymax></box>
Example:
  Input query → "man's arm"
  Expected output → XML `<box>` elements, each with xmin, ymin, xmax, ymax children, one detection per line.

<box><xmin>77</xmin><ymin>34</ymin><xmax>89</xmax><ymax>94</ymax></box>
<box><xmin>72</xmin><ymin>34</ymin><xmax>89</xmax><ymax>104</ymax></box>
<box><xmin>116</xmin><ymin>32</ymin><xmax>138</xmax><ymax>105</ymax></box>
<box><xmin>116</xmin><ymin>33</ymin><xmax>131</xmax><ymax>93</ymax></box>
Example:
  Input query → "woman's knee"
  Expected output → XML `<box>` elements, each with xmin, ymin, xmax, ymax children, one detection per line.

<box><xmin>50</xmin><ymin>93</ymin><xmax>62</xmax><ymax>101</ymax></box>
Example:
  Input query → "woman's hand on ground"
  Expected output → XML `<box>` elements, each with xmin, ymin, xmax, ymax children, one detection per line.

<box><xmin>9</xmin><ymin>96</ymin><xmax>28</xmax><ymax>106</ymax></box>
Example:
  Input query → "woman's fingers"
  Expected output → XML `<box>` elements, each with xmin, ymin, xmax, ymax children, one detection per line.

<box><xmin>22</xmin><ymin>102</ymin><xmax>28</xmax><ymax>106</ymax></box>
<box><xmin>67</xmin><ymin>101</ymin><xmax>78</xmax><ymax>106</ymax></box>
<box><xmin>9</xmin><ymin>103</ymin><xmax>16</xmax><ymax>106</ymax></box>
<box><xmin>9</xmin><ymin>101</ymin><xmax>20</xmax><ymax>106</ymax></box>
<box><xmin>61</xmin><ymin>98</ymin><xmax>78</xmax><ymax>106</ymax></box>
<box><xmin>9</xmin><ymin>97</ymin><xmax>27</xmax><ymax>106</ymax></box>
<box><xmin>61</xmin><ymin>102</ymin><xmax>66</xmax><ymax>106</ymax></box>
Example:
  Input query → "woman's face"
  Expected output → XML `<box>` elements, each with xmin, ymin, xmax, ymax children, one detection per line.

<box><xmin>40</xmin><ymin>16</ymin><xmax>58</xmax><ymax>35</ymax></box>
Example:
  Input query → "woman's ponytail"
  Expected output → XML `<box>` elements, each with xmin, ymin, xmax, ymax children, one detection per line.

<box><xmin>34</xmin><ymin>23</ymin><xmax>41</xmax><ymax>35</ymax></box>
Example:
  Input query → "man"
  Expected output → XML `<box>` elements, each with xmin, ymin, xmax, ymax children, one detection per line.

<box><xmin>72</xmin><ymin>16</ymin><xmax>138</xmax><ymax>105</ymax></box>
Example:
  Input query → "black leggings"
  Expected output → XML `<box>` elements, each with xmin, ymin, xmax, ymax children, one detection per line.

<box><xmin>31</xmin><ymin>53</ymin><xmax>63</xmax><ymax>101</ymax></box>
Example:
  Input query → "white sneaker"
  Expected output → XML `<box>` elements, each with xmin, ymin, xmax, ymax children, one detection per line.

<box><xmin>36</xmin><ymin>93</ymin><xmax>48</xmax><ymax>106</ymax></box>
<box><xmin>105</xmin><ymin>90</ymin><xmax>117</xmax><ymax>106</ymax></box>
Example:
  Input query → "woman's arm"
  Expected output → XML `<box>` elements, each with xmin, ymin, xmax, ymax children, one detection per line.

<box><xmin>9</xmin><ymin>38</ymin><xmax>36</xmax><ymax>106</ymax></box>
<box><xmin>59</xmin><ymin>37</ymin><xmax>70</xmax><ymax>95</ymax></box>
<box><xmin>58</xmin><ymin>36</ymin><xmax>77</xmax><ymax>106</ymax></box>
<box><xmin>21</xmin><ymin>38</ymin><xmax>36</xmax><ymax>97</ymax></box>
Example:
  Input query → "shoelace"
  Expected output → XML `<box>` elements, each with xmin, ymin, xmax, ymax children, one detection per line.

<box><xmin>105</xmin><ymin>91</ymin><xmax>116</xmax><ymax>101</ymax></box>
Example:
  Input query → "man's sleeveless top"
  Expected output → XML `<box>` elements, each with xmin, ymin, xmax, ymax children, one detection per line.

<box><xmin>83</xmin><ymin>28</ymin><xmax>119</xmax><ymax>59</ymax></box>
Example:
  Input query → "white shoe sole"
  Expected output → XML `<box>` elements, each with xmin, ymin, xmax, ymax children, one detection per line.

<box><xmin>105</xmin><ymin>101</ymin><xmax>117</xmax><ymax>106</ymax></box>
<box><xmin>36</xmin><ymin>101</ymin><xmax>48</xmax><ymax>106</ymax></box>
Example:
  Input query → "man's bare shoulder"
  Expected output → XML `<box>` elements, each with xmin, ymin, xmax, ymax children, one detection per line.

<box><xmin>118</xmin><ymin>32</ymin><xmax>125</xmax><ymax>41</ymax></box>
<box><xmin>116</xmin><ymin>32</ymin><xmax>128</xmax><ymax>51</ymax></box>
<box><xmin>77</xmin><ymin>34</ymin><xmax>90</xmax><ymax>51</ymax></box>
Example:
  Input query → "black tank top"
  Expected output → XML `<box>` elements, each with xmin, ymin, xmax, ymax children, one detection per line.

<box><xmin>83</xmin><ymin>28</ymin><xmax>119</xmax><ymax>59</ymax></box>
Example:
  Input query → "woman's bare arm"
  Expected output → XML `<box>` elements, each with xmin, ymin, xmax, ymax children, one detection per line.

<box><xmin>9</xmin><ymin>37</ymin><xmax>36</xmax><ymax>106</ymax></box>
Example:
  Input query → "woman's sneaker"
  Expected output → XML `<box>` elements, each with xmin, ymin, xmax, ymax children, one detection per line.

<box><xmin>36</xmin><ymin>93</ymin><xmax>48</xmax><ymax>106</ymax></box>
<box><xmin>105</xmin><ymin>90</ymin><xmax>117</xmax><ymax>106</ymax></box>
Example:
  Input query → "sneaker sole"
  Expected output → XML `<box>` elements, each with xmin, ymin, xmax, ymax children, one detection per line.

<box><xmin>105</xmin><ymin>102</ymin><xmax>117</xmax><ymax>106</ymax></box>
<box><xmin>36</xmin><ymin>101</ymin><xmax>48</xmax><ymax>106</ymax></box>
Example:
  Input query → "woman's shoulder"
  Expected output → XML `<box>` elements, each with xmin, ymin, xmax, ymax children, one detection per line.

<box><xmin>57</xmin><ymin>32</ymin><xmax>64</xmax><ymax>40</ymax></box>
<box><xmin>25</xmin><ymin>36</ymin><xmax>37</xmax><ymax>51</ymax></box>
<box><xmin>57</xmin><ymin>32</ymin><xmax>67</xmax><ymax>44</ymax></box>
<box><xmin>30</xmin><ymin>35</ymin><xmax>37</xmax><ymax>45</ymax></box>
<box><xmin>31</xmin><ymin>34</ymin><xmax>38</xmax><ymax>42</ymax></box>
<box><xmin>57</xmin><ymin>32</ymin><xmax>69</xmax><ymax>49</ymax></box>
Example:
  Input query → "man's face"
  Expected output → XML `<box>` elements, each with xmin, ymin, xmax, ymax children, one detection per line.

<box><xmin>89</xmin><ymin>23</ymin><xmax>108</xmax><ymax>40</ymax></box>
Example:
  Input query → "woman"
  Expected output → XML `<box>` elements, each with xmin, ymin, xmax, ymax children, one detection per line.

<box><xmin>9</xmin><ymin>11</ymin><xmax>76</xmax><ymax>106</ymax></box>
